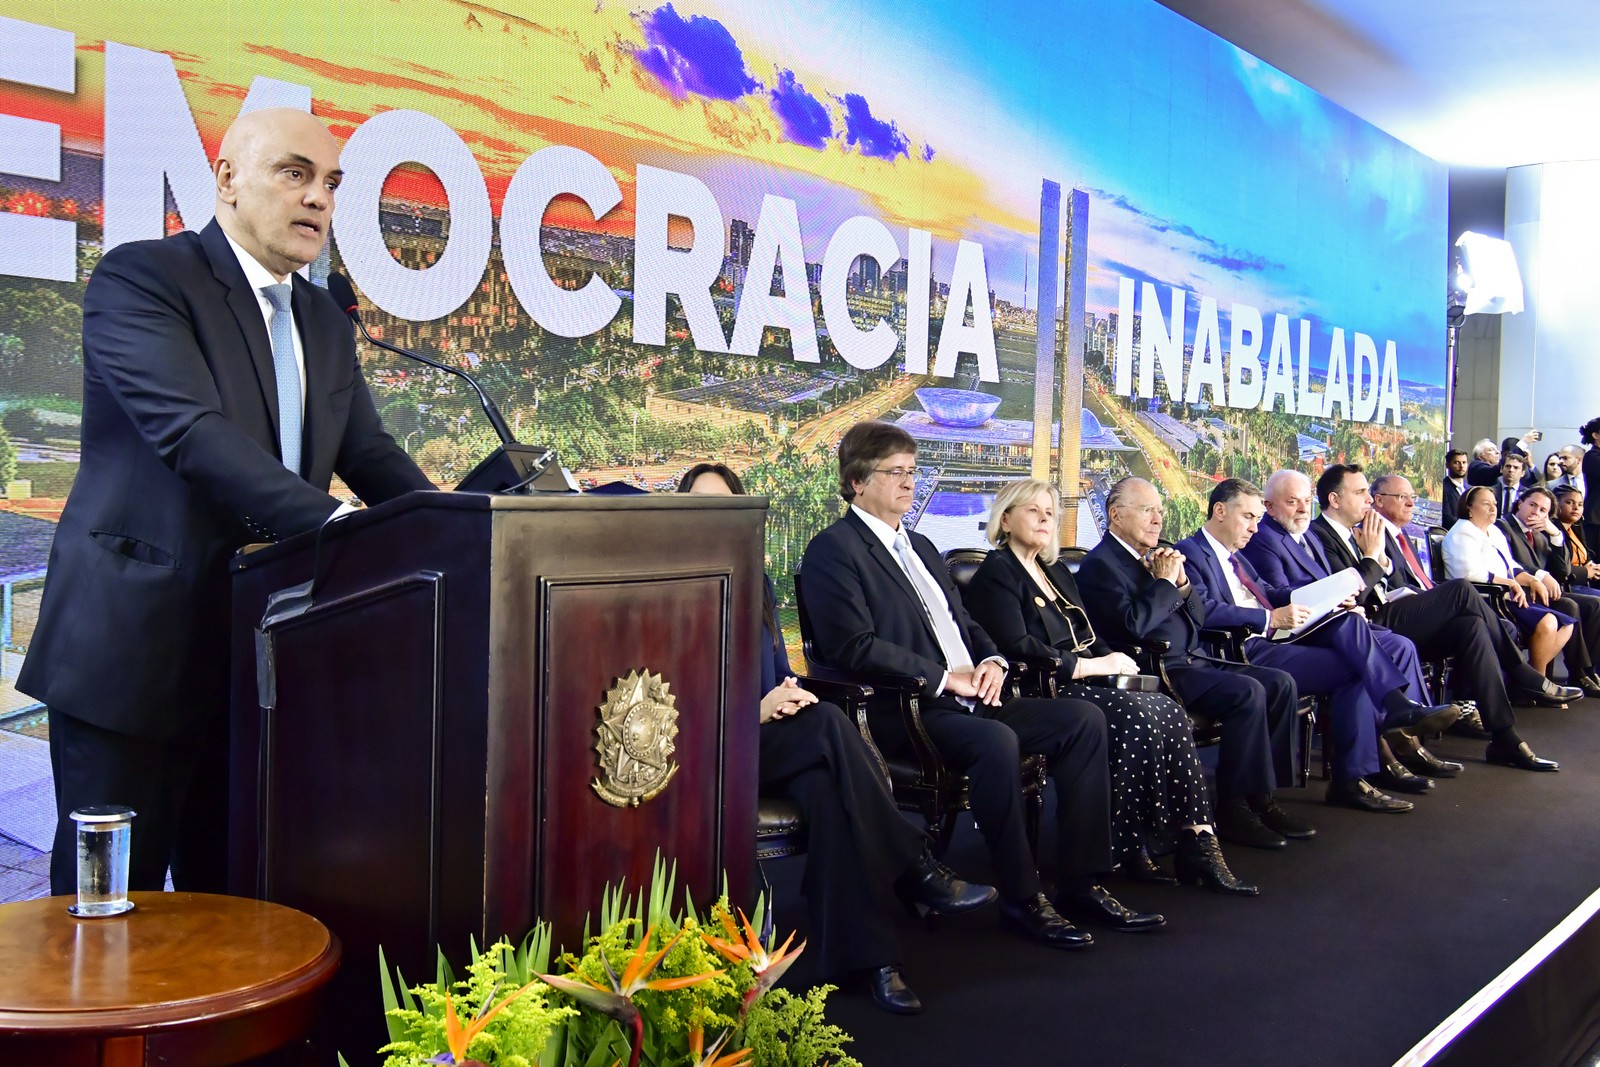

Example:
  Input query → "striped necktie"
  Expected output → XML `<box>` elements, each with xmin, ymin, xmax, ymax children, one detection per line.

<box><xmin>262</xmin><ymin>283</ymin><xmax>302</xmax><ymax>475</ymax></box>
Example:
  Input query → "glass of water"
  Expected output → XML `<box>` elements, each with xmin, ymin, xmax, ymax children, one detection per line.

<box><xmin>67</xmin><ymin>806</ymin><xmax>136</xmax><ymax>917</ymax></box>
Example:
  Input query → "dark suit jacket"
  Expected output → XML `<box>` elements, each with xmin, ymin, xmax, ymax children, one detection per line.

<box><xmin>1307</xmin><ymin>515</ymin><xmax>1390</xmax><ymax>603</ymax></box>
<box><xmin>800</xmin><ymin>509</ymin><xmax>1000</xmax><ymax>699</ymax></box>
<box><xmin>963</xmin><ymin>547</ymin><xmax>1112</xmax><ymax>680</ymax></box>
<box><xmin>1173</xmin><ymin>532</ymin><xmax>1286</xmax><ymax>635</ymax></box>
<box><xmin>19</xmin><ymin>220</ymin><xmax>431</xmax><ymax>735</ymax></box>
<box><xmin>1496</xmin><ymin>517</ymin><xmax>1571</xmax><ymax>586</ymax></box>
<box><xmin>1441</xmin><ymin>477</ymin><xmax>1466</xmax><ymax>527</ymax></box>
<box><xmin>1241</xmin><ymin>514</ymin><xmax>1340</xmax><ymax>590</ymax></box>
<box><xmin>1075</xmin><ymin>535</ymin><xmax>1212</xmax><ymax>664</ymax></box>
<box><xmin>1467</xmin><ymin>459</ymin><xmax>1500</xmax><ymax>487</ymax></box>
<box><xmin>1584</xmin><ymin>448</ymin><xmax>1600</xmax><ymax>527</ymax></box>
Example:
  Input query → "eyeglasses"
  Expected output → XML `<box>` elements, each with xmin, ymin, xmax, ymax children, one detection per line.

<box><xmin>1375</xmin><ymin>493</ymin><xmax>1417</xmax><ymax>504</ymax></box>
<box><xmin>872</xmin><ymin>467</ymin><xmax>917</xmax><ymax>481</ymax></box>
<box><xmin>1119</xmin><ymin>504</ymin><xmax>1162</xmax><ymax>517</ymax></box>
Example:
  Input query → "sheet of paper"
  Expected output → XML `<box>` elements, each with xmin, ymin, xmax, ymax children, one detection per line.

<box><xmin>1280</xmin><ymin>567</ymin><xmax>1365</xmax><ymax>637</ymax></box>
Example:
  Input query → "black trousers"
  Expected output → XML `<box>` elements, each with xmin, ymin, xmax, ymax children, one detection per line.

<box><xmin>759</xmin><ymin>702</ymin><xmax>925</xmax><ymax>980</ymax></box>
<box><xmin>47</xmin><ymin>709</ymin><xmax>230</xmax><ymax>896</ymax></box>
<box><xmin>1164</xmin><ymin>659</ymin><xmax>1296</xmax><ymax>799</ymax></box>
<box><xmin>1379</xmin><ymin>578</ymin><xmax>1535</xmax><ymax>732</ymax></box>
<box><xmin>1557</xmin><ymin>592</ymin><xmax>1600</xmax><ymax>678</ymax></box>
<box><xmin>867</xmin><ymin>695</ymin><xmax>1111</xmax><ymax>903</ymax></box>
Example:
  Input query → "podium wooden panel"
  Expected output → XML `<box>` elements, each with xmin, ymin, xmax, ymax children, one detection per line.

<box><xmin>228</xmin><ymin>491</ymin><xmax>763</xmax><ymax>1054</ymax></box>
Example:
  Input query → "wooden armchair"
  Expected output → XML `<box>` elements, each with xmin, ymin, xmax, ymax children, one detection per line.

<box><xmin>791</xmin><ymin>568</ymin><xmax>1047</xmax><ymax>860</ymax></box>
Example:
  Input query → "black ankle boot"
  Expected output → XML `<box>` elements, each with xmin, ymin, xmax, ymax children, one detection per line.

<box><xmin>1173</xmin><ymin>831</ymin><xmax>1258</xmax><ymax>896</ymax></box>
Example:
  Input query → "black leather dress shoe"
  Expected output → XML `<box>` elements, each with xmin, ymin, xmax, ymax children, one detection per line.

<box><xmin>999</xmin><ymin>893</ymin><xmax>1094</xmax><ymax>949</ymax></box>
<box><xmin>1518</xmin><ymin>679</ymin><xmax>1582</xmax><ymax>707</ymax></box>
<box><xmin>1326</xmin><ymin>778</ymin><xmax>1413</xmax><ymax>812</ymax></box>
<box><xmin>1381</xmin><ymin>700</ymin><xmax>1463</xmax><ymax>736</ymax></box>
<box><xmin>1448</xmin><ymin>706</ymin><xmax>1494</xmax><ymax>739</ymax></box>
<box><xmin>1485</xmin><ymin>738</ymin><xmax>1560</xmax><ymax>772</ymax></box>
<box><xmin>1173</xmin><ymin>831</ymin><xmax>1258</xmax><ymax>896</ymax></box>
<box><xmin>895</xmin><ymin>849</ymin><xmax>999</xmax><ymax>917</ymax></box>
<box><xmin>866</xmin><ymin>966</ymin><xmax>921</xmax><ymax>1015</ymax></box>
<box><xmin>1057</xmin><ymin>884</ymin><xmax>1166</xmax><ymax>932</ymax></box>
<box><xmin>1252</xmin><ymin>794</ymin><xmax>1317</xmax><ymax>839</ymax></box>
<box><xmin>1216</xmin><ymin>797</ymin><xmax>1286</xmax><ymax>849</ymax></box>
<box><xmin>1119</xmin><ymin>846</ymin><xmax>1178</xmax><ymax>885</ymax></box>
<box><xmin>1578</xmin><ymin>675</ymin><xmax>1600</xmax><ymax>699</ymax></box>
<box><xmin>1390</xmin><ymin>734</ymin><xmax>1463</xmax><ymax>777</ymax></box>
<box><xmin>1371</xmin><ymin>763</ymin><xmax>1433</xmax><ymax>794</ymax></box>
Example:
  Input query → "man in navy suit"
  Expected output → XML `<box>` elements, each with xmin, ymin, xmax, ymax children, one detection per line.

<box><xmin>1320</xmin><ymin>466</ymin><xmax>1566</xmax><ymax>771</ymax></box>
<box><xmin>1176</xmin><ymin>479</ymin><xmax>1458</xmax><ymax>813</ymax></box>
<box><xmin>801</xmin><ymin>422</ymin><xmax>1163</xmax><ymax>947</ymax></box>
<box><xmin>1441</xmin><ymin>450</ymin><xmax>1469</xmax><ymax>528</ymax></box>
<box><xmin>1076</xmin><ymin>477</ymin><xmax>1307</xmax><ymax>849</ymax></box>
<box><xmin>1245</xmin><ymin>469</ymin><xmax>1464</xmax><ymax>780</ymax></box>
<box><xmin>19</xmin><ymin>109</ymin><xmax>433</xmax><ymax>895</ymax></box>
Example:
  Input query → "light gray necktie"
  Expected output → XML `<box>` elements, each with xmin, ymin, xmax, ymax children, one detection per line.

<box><xmin>261</xmin><ymin>283</ymin><xmax>302</xmax><ymax>475</ymax></box>
<box><xmin>892</xmin><ymin>530</ymin><xmax>973</xmax><ymax>672</ymax></box>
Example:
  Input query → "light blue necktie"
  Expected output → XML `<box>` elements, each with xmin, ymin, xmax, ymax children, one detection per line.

<box><xmin>261</xmin><ymin>283</ymin><xmax>302</xmax><ymax>475</ymax></box>
<box><xmin>892</xmin><ymin>530</ymin><xmax>973</xmax><ymax>672</ymax></box>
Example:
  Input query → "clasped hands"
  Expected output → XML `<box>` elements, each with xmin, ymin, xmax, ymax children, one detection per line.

<box><xmin>760</xmin><ymin>676</ymin><xmax>819</xmax><ymax>723</ymax></box>
<box><xmin>1142</xmin><ymin>546</ymin><xmax>1188</xmax><ymax>586</ymax></box>
<box><xmin>1513</xmin><ymin>571</ymin><xmax>1561</xmax><ymax>606</ymax></box>
<box><xmin>945</xmin><ymin>659</ymin><xmax>1007</xmax><ymax>706</ymax></box>
<box><xmin>1352</xmin><ymin>514</ymin><xmax>1387</xmax><ymax>562</ymax></box>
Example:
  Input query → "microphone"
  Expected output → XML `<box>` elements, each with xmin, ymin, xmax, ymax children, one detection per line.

<box><xmin>326</xmin><ymin>272</ymin><xmax>576</xmax><ymax>494</ymax></box>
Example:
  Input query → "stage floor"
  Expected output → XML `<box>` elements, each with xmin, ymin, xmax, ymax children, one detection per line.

<box><xmin>767</xmin><ymin>701</ymin><xmax>1600</xmax><ymax>1067</ymax></box>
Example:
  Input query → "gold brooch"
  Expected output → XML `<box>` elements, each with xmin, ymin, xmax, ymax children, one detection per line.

<box><xmin>1034</xmin><ymin>596</ymin><xmax>1046</xmax><ymax>607</ymax></box>
<box><xmin>592</xmin><ymin>669</ymin><xmax>680</xmax><ymax>807</ymax></box>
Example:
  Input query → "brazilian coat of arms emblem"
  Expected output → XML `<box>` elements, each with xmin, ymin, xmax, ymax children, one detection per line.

<box><xmin>592</xmin><ymin>669</ymin><xmax>681</xmax><ymax>807</ymax></box>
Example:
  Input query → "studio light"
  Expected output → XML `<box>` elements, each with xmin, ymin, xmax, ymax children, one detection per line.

<box><xmin>1453</xmin><ymin>231</ymin><xmax>1525</xmax><ymax>315</ymax></box>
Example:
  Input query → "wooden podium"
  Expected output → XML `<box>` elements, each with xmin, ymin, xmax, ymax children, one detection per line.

<box><xmin>228</xmin><ymin>491</ymin><xmax>764</xmax><ymax>1040</ymax></box>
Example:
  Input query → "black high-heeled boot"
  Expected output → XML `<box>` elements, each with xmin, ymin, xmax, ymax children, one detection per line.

<box><xmin>1173</xmin><ymin>831</ymin><xmax>1258</xmax><ymax>896</ymax></box>
<box><xmin>1118</xmin><ymin>845</ymin><xmax>1178</xmax><ymax>885</ymax></box>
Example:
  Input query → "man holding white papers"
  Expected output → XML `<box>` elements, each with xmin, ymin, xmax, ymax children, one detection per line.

<box><xmin>1332</xmin><ymin>468</ymin><xmax>1567</xmax><ymax>772</ymax></box>
<box><xmin>1177</xmin><ymin>479</ymin><xmax>1461</xmax><ymax>813</ymax></box>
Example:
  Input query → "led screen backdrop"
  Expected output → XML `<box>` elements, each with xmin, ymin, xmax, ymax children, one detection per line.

<box><xmin>0</xmin><ymin>1</ymin><xmax>1447</xmax><ymax>693</ymax></box>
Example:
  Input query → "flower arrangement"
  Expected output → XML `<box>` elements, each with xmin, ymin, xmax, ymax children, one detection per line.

<box><xmin>350</xmin><ymin>855</ymin><xmax>860</xmax><ymax>1067</ymax></box>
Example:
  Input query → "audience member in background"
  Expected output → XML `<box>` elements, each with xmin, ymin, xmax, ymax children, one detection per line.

<box><xmin>1553</xmin><ymin>486</ymin><xmax>1600</xmax><ymax>593</ymax></box>
<box><xmin>802</xmin><ymin>422</ymin><xmax>1164</xmax><ymax>951</ymax></box>
<box><xmin>1495</xmin><ymin>486</ymin><xmax>1600</xmax><ymax>698</ymax></box>
<box><xmin>965</xmin><ymin>478</ymin><xmax>1255</xmax><ymax>895</ymax></box>
<box><xmin>1177</xmin><ymin>479</ymin><xmax>1458</xmax><ymax>813</ymax></box>
<box><xmin>1492</xmin><ymin>453</ymin><xmax>1529</xmax><ymax>516</ymax></box>
<box><xmin>1076</xmin><ymin>477</ymin><xmax>1308</xmax><ymax>850</ymax></box>
<box><xmin>1467</xmin><ymin>439</ymin><xmax>1502</xmax><ymax>486</ymax></box>
<box><xmin>1540</xmin><ymin>453</ymin><xmax>1565</xmax><ymax>488</ymax></box>
<box><xmin>1320</xmin><ymin>467</ymin><xmax>1567</xmax><ymax>771</ymax></box>
<box><xmin>1442</xmin><ymin>487</ymin><xmax>1576</xmax><ymax>691</ymax></box>
<box><xmin>1582</xmin><ymin>417</ymin><xmax>1600</xmax><ymax>553</ymax></box>
<box><xmin>1441</xmin><ymin>449</ymin><xmax>1470</xmax><ymax>528</ymax></box>
<box><xmin>1550</xmin><ymin>445</ymin><xmax>1586</xmax><ymax>496</ymax></box>
<box><xmin>1249</xmin><ymin>470</ymin><xmax>1465</xmax><ymax>780</ymax></box>
<box><xmin>680</xmin><ymin>462</ymin><xmax>995</xmax><ymax>1015</ymax></box>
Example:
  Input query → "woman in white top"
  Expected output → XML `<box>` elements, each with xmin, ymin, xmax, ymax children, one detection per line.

<box><xmin>1442</xmin><ymin>484</ymin><xmax>1574</xmax><ymax>675</ymax></box>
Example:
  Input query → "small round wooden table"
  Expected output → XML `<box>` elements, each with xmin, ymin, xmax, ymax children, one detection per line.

<box><xmin>0</xmin><ymin>891</ymin><xmax>341</xmax><ymax>1066</ymax></box>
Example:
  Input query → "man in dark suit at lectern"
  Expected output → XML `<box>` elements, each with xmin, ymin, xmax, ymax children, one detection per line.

<box><xmin>19</xmin><ymin>108</ymin><xmax>432</xmax><ymax>896</ymax></box>
<box><xmin>801</xmin><ymin>421</ymin><xmax>1164</xmax><ymax>948</ymax></box>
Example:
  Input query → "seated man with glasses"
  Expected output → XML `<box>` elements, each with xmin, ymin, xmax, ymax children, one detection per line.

<box><xmin>1076</xmin><ymin>477</ymin><xmax>1309</xmax><ymax>849</ymax></box>
<box><xmin>1333</xmin><ymin>471</ymin><xmax>1567</xmax><ymax>771</ymax></box>
<box><xmin>801</xmin><ymin>421</ymin><xmax>1164</xmax><ymax>951</ymax></box>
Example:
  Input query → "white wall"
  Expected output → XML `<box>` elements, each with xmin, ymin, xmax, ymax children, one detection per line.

<box><xmin>1502</xmin><ymin>160</ymin><xmax>1600</xmax><ymax>449</ymax></box>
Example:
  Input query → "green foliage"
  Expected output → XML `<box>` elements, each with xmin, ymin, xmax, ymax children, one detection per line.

<box><xmin>0</xmin><ymin>423</ymin><xmax>15</xmax><ymax>488</ymax></box>
<box><xmin>742</xmin><ymin>987</ymin><xmax>861</xmax><ymax>1067</ymax></box>
<box><xmin>374</xmin><ymin>928</ymin><xmax>574</xmax><ymax>1067</ymax></box>
<box><xmin>365</xmin><ymin>854</ymin><xmax>856</xmax><ymax>1067</ymax></box>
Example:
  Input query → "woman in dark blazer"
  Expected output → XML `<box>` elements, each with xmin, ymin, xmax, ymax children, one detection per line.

<box><xmin>1582</xmin><ymin>418</ymin><xmax>1600</xmax><ymax>553</ymax></box>
<box><xmin>678</xmin><ymin>463</ymin><xmax>994</xmax><ymax>1014</ymax></box>
<box><xmin>964</xmin><ymin>478</ymin><xmax>1253</xmax><ymax>895</ymax></box>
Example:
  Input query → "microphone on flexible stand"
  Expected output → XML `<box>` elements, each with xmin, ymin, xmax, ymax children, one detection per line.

<box><xmin>326</xmin><ymin>272</ymin><xmax>576</xmax><ymax>494</ymax></box>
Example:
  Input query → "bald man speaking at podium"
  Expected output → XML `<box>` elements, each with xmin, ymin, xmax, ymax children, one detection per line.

<box><xmin>20</xmin><ymin>108</ymin><xmax>432</xmax><ymax>896</ymax></box>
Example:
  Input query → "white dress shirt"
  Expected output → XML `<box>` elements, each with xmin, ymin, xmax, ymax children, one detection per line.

<box><xmin>850</xmin><ymin>505</ymin><xmax>1003</xmax><ymax>695</ymax></box>
<box><xmin>1199</xmin><ymin>527</ymin><xmax>1272</xmax><ymax>630</ymax></box>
